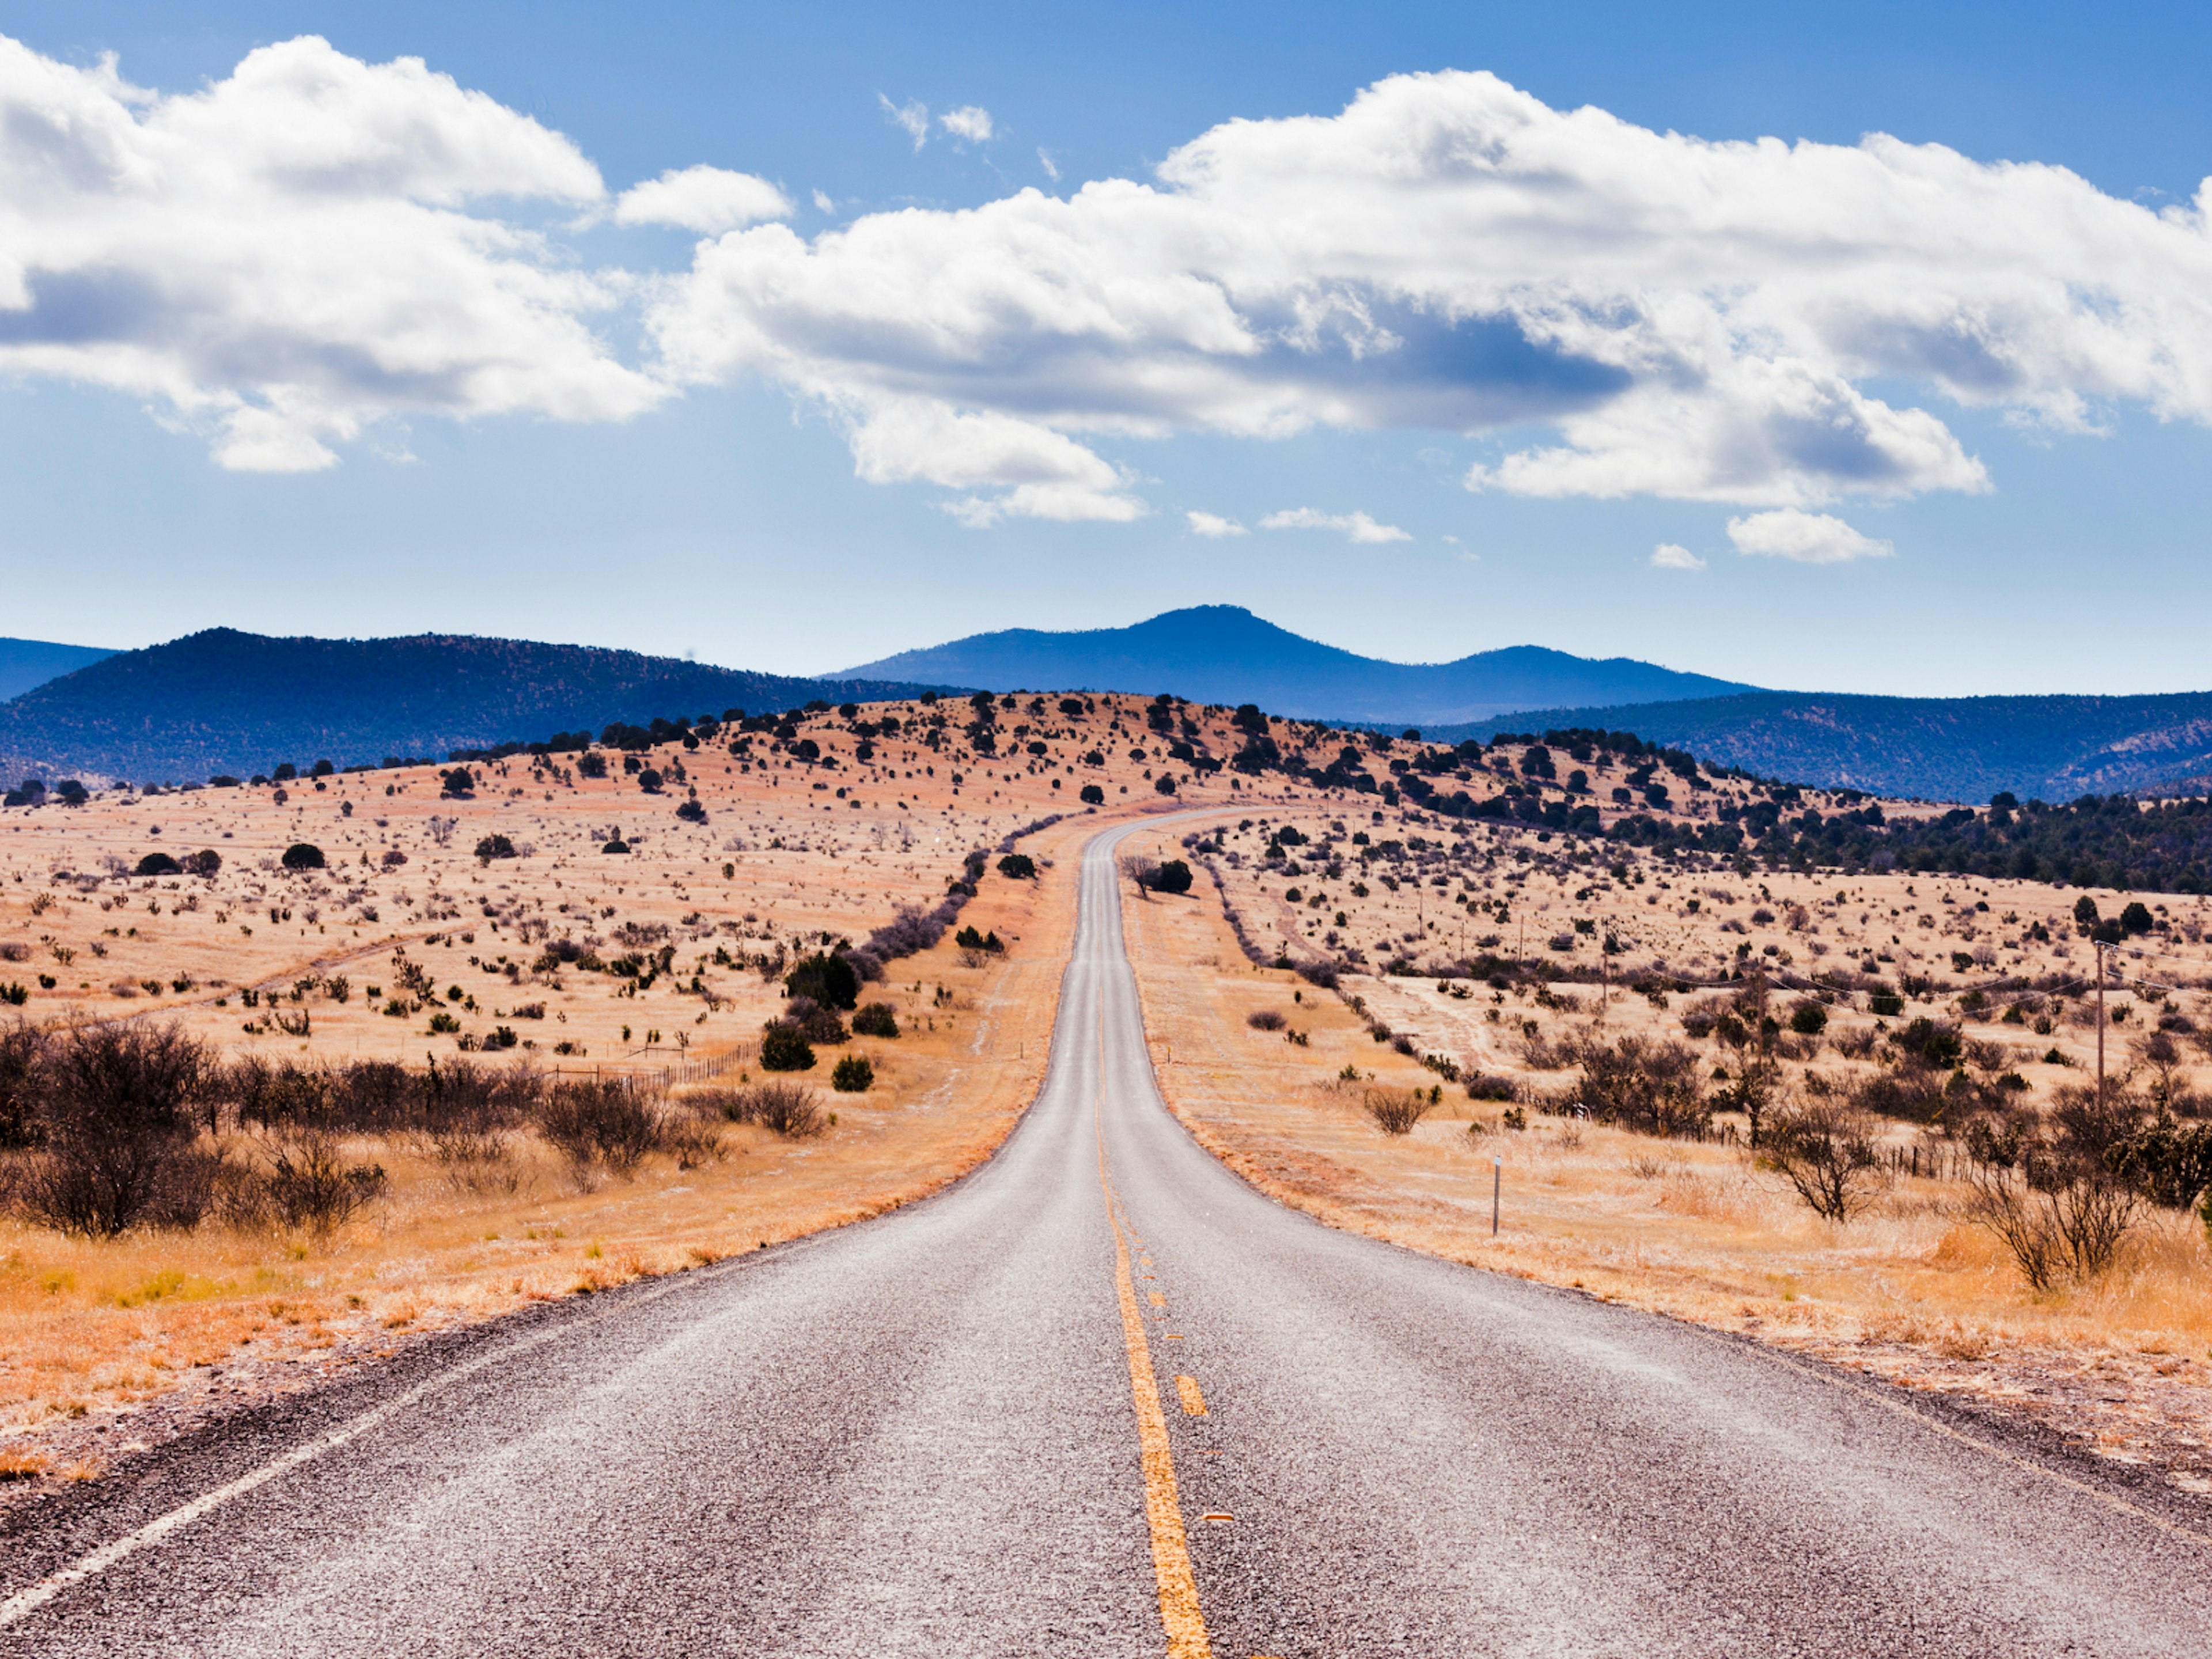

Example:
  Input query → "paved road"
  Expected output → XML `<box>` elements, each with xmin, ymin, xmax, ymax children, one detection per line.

<box><xmin>4</xmin><ymin>821</ymin><xmax>2209</xmax><ymax>1656</ymax></box>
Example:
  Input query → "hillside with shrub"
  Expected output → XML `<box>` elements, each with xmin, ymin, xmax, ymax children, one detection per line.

<box><xmin>0</xmin><ymin>629</ymin><xmax>955</xmax><ymax>784</ymax></box>
<box><xmin>1436</xmin><ymin>689</ymin><xmax>2212</xmax><ymax>804</ymax></box>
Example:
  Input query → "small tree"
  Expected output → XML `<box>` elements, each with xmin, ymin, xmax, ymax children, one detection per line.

<box><xmin>134</xmin><ymin>851</ymin><xmax>183</xmax><ymax>877</ymax></box>
<box><xmin>1153</xmin><ymin>859</ymin><xmax>1194</xmax><ymax>894</ymax></box>
<box><xmin>1080</xmin><ymin>784</ymin><xmax>1105</xmax><ymax>805</ymax></box>
<box><xmin>181</xmin><ymin>849</ymin><xmax>222</xmax><ymax>878</ymax></box>
<box><xmin>281</xmin><ymin>843</ymin><xmax>325</xmax><ymax>871</ymax></box>
<box><xmin>831</xmin><ymin>1054</ymin><xmax>874</xmax><ymax>1093</ymax></box>
<box><xmin>1762</xmin><ymin>1099</ymin><xmax>1885</xmax><ymax>1222</ymax></box>
<box><xmin>852</xmin><ymin>1002</ymin><xmax>900</xmax><ymax>1038</ymax></box>
<box><xmin>474</xmin><ymin>834</ymin><xmax>518</xmax><ymax>864</ymax></box>
<box><xmin>786</xmin><ymin>952</ymin><xmax>861</xmax><ymax>1010</ymax></box>
<box><xmin>997</xmin><ymin>853</ymin><xmax>1037</xmax><ymax>881</ymax></box>
<box><xmin>759</xmin><ymin>1023</ymin><xmax>816</xmax><ymax>1072</ymax></box>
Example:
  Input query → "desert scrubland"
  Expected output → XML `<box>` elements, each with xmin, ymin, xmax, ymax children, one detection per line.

<box><xmin>0</xmin><ymin>691</ymin><xmax>1285</xmax><ymax>1484</ymax></box>
<box><xmin>1115</xmin><ymin>788</ymin><xmax>2212</xmax><ymax>1498</ymax></box>
<box><xmin>3</xmin><ymin>698</ymin><xmax>2207</xmax><ymax>1505</ymax></box>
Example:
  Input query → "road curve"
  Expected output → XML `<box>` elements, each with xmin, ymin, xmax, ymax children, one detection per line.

<box><xmin>3</xmin><ymin>821</ymin><xmax>2208</xmax><ymax>1656</ymax></box>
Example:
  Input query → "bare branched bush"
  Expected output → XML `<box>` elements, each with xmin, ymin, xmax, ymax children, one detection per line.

<box><xmin>706</xmin><ymin>1080</ymin><xmax>825</xmax><ymax>1137</ymax></box>
<box><xmin>1963</xmin><ymin>1155</ymin><xmax>2141</xmax><ymax>1290</ymax></box>
<box><xmin>0</xmin><ymin>1018</ymin><xmax>44</xmax><ymax>1150</ymax></box>
<box><xmin>1361</xmin><ymin>1086</ymin><xmax>1435</xmax><ymax>1135</ymax></box>
<box><xmin>1245</xmin><ymin>1009</ymin><xmax>1287</xmax><ymax>1032</ymax></box>
<box><xmin>1762</xmin><ymin>1098</ymin><xmax>1885</xmax><ymax>1222</ymax></box>
<box><xmin>1575</xmin><ymin>1035</ymin><xmax>1710</xmax><ymax>1138</ymax></box>
<box><xmin>230</xmin><ymin>1128</ymin><xmax>388</xmax><ymax>1236</ymax></box>
<box><xmin>6</xmin><ymin>1021</ymin><xmax>214</xmax><ymax>1236</ymax></box>
<box><xmin>536</xmin><ymin>1077</ymin><xmax>666</xmax><ymax>1177</ymax></box>
<box><xmin>1514</xmin><ymin>1028</ymin><xmax>1573</xmax><ymax>1069</ymax></box>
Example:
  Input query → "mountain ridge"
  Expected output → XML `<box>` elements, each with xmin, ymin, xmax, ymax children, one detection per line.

<box><xmin>840</xmin><ymin>605</ymin><xmax>1758</xmax><ymax>725</ymax></box>
<box><xmin>0</xmin><ymin>629</ymin><xmax>955</xmax><ymax>785</ymax></box>
<box><xmin>0</xmin><ymin>637</ymin><xmax>116</xmax><ymax>703</ymax></box>
<box><xmin>1433</xmin><ymin>690</ymin><xmax>2212</xmax><ymax>804</ymax></box>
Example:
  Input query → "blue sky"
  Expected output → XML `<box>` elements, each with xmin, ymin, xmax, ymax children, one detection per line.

<box><xmin>4</xmin><ymin>1</ymin><xmax>2212</xmax><ymax>696</ymax></box>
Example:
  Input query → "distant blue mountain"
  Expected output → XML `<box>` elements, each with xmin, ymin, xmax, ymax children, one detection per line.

<box><xmin>0</xmin><ymin>637</ymin><xmax>113</xmax><ymax>702</ymax></box>
<box><xmin>1434</xmin><ymin>690</ymin><xmax>2212</xmax><ymax>805</ymax></box>
<box><xmin>0</xmin><ymin>629</ymin><xmax>953</xmax><ymax>785</ymax></box>
<box><xmin>839</xmin><ymin>605</ymin><xmax>1755</xmax><ymax>726</ymax></box>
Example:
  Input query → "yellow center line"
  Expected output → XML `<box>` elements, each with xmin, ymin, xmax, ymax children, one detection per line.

<box><xmin>1176</xmin><ymin>1376</ymin><xmax>1207</xmax><ymax>1416</ymax></box>
<box><xmin>1097</xmin><ymin>991</ymin><xmax>1213</xmax><ymax>1659</ymax></box>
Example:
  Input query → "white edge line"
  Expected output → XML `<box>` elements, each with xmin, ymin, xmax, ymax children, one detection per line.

<box><xmin>0</xmin><ymin>1266</ymin><xmax>716</xmax><ymax>1628</ymax></box>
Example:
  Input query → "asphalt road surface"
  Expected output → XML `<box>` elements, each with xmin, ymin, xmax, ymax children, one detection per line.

<box><xmin>4</xmin><ymin>821</ymin><xmax>2209</xmax><ymax>1656</ymax></box>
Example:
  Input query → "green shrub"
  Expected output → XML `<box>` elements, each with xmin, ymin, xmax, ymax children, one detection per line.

<box><xmin>428</xmin><ymin>1012</ymin><xmax>460</xmax><ymax>1035</ymax></box>
<box><xmin>831</xmin><ymin>1055</ymin><xmax>874</xmax><ymax>1093</ymax></box>
<box><xmin>1080</xmin><ymin>784</ymin><xmax>1105</xmax><ymax>805</ymax></box>
<box><xmin>759</xmin><ymin>1023</ymin><xmax>816</xmax><ymax>1071</ymax></box>
<box><xmin>851</xmin><ymin>1002</ymin><xmax>900</xmax><ymax>1039</ymax></box>
<box><xmin>1153</xmin><ymin>859</ymin><xmax>1194</xmax><ymax>895</ymax></box>
<box><xmin>785</xmin><ymin>952</ymin><xmax>860</xmax><ymax>1010</ymax></box>
<box><xmin>134</xmin><ymin>852</ymin><xmax>183</xmax><ymax>877</ymax></box>
<box><xmin>281</xmin><ymin>843</ymin><xmax>325</xmax><ymax>871</ymax></box>
<box><xmin>997</xmin><ymin>853</ymin><xmax>1036</xmax><ymax>880</ymax></box>
<box><xmin>474</xmin><ymin>834</ymin><xmax>517</xmax><ymax>863</ymax></box>
<box><xmin>1788</xmin><ymin>1001</ymin><xmax>1828</xmax><ymax>1036</ymax></box>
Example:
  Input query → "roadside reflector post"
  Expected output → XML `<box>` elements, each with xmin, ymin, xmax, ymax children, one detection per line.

<box><xmin>1492</xmin><ymin>1156</ymin><xmax>1501</xmax><ymax>1238</ymax></box>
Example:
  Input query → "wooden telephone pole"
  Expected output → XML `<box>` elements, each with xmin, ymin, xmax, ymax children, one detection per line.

<box><xmin>2095</xmin><ymin>940</ymin><xmax>2107</xmax><ymax>1110</ymax></box>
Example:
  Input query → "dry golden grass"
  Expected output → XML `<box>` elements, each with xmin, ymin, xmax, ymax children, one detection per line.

<box><xmin>1116</xmin><ymin>817</ymin><xmax>2212</xmax><ymax>1491</ymax></box>
<box><xmin>0</xmin><ymin>808</ymin><xmax>1112</xmax><ymax>1468</ymax></box>
<box><xmin>0</xmin><ymin>691</ymin><xmax>1376</xmax><ymax>1479</ymax></box>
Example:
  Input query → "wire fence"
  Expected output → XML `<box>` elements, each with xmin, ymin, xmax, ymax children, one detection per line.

<box><xmin>544</xmin><ymin>1044</ymin><xmax>752</xmax><ymax>1092</ymax></box>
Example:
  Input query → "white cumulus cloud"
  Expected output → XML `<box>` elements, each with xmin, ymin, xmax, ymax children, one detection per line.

<box><xmin>939</xmin><ymin>105</ymin><xmax>994</xmax><ymax>143</ymax></box>
<box><xmin>879</xmin><ymin>94</ymin><xmax>929</xmax><ymax>151</ymax></box>
<box><xmin>1649</xmin><ymin>542</ymin><xmax>1706</xmax><ymax>571</ymax></box>
<box><xmin>1258</xmin><ymin>507</ymin><xmax>1411</xmax><ymax>544</ymax></box>
<box><xmin>0</xmin><ymin>33</ymin><xmax>660</xmax><ymax>470</ymax></box>
<box><xmin>1726</xmin><ymin>509</ymin><xmax>1894</xmax><ymax>564</ymax></box>
<box><xmin>645</xmin><ymin>67</ymin><xmax>2212</xmax><ymax>522</ymax></box>
<box><xmin>1186</xmin><ymin>510</ymin><xmax>1247</xmax><ymax>537</ymax></box>
<box><xmin>615</xmin><ymin>165</ymin><xmax>790</xmax><ymax>233</ymax></box>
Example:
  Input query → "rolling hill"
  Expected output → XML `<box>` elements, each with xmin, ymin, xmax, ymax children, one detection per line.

<box><xmin>0</xmin><ymin>630</ymin><xmax>952</xmax><ymax>786</ymax></box>
<box><xmin>0</xmin><ymin>637</ymin><xmax>115</xmax><ymax>702</ymax></box>
<box><xmin>1437</xmin><ymin>690</ymin><xmax>2212</xmax><ymax>804</ymax></box>
<box><xmin>839</xmin><ymin>605</ymin><xmax>1756</xmax><ymax>726</ymax></box>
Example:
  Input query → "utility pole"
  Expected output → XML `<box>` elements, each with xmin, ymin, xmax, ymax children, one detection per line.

<box><xmin>2095</xmin><ymin>940</ymin><xmax>2107</xmax><ymax>1111</ymax></box>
